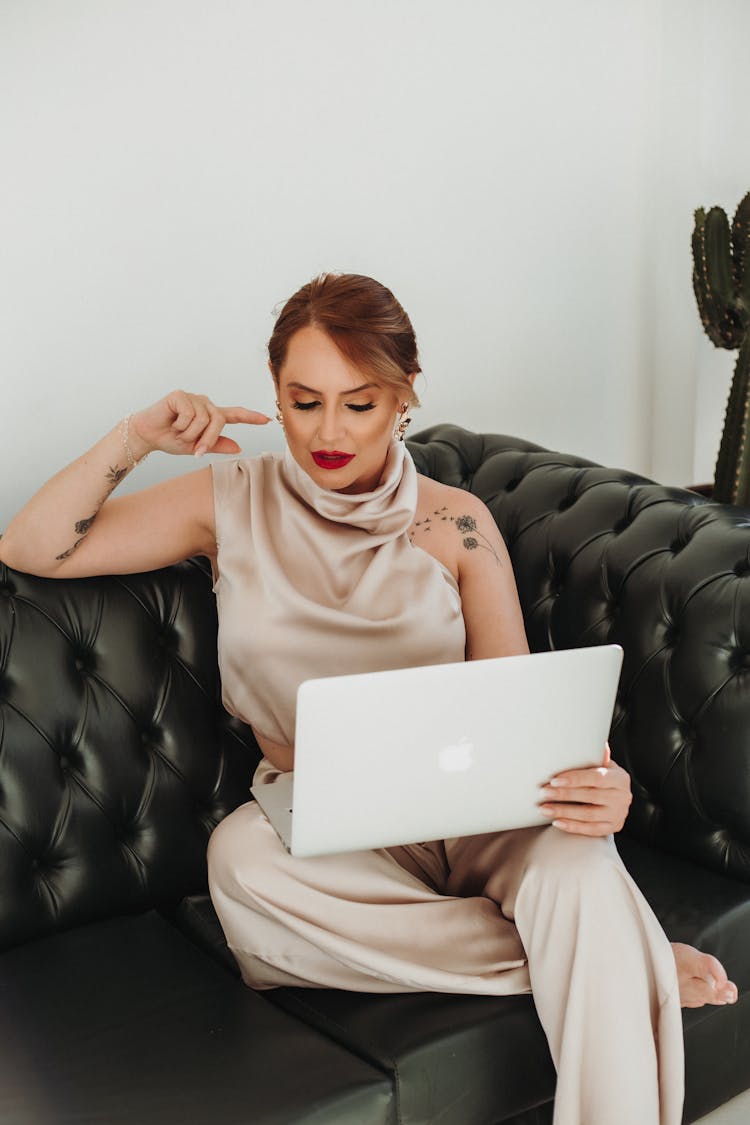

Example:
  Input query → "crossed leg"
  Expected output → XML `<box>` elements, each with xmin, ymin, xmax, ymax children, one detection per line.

<box><xmin>209</xmin><ymin>802</ymin><xmax>699</xmax><ymax>1123</ymax></box>
<box><xmin>445</xmin><ymin>825</ymin><xmax>684</xmax><ymax>1125</ymax></box>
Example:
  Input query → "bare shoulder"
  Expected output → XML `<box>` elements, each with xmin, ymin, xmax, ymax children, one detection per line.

<box><xmin>413</xmin><ymin>476</ymin><xmax>528</xmax><ymax>659</ymax></box>
<box><xmin>411</xmin><ymin>475</ymin><xmax>508</xmax><ymax>577</ymax></box>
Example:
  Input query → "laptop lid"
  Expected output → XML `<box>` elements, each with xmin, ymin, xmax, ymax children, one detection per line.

<box><xmin>273</xmin><ymin>644</ymin><xmax>623</xmax><ymax>857</ymax></box>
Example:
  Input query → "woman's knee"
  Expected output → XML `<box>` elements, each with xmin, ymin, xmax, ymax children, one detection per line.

<box><xmin>207</xmin><ymin>800</ymin><xmax>269</xmax><ymax>894</ymax></box>
<box><xmin>523</xmin><ymin>826</ymin><xmax>621</xmax><ymax>890</ymax></box>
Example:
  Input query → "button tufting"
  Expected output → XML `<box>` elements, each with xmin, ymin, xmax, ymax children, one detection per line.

<box><xmin>670</xmin><ymin>536</ymin><xmax>690</xmax><ymax>554</ymax></box>
<box><xmin>558</xmin><ymin>495</ymin><xmax>577</xmax><ymax>512</ymax></box>
<box><xmin>612</xmin><ymin>517</ymin><xmax>630</xmax><ymax>534</ymax></box>
<box><xmin>731</xmin><ymin>650</ymin><xmax>750</xmax><ymax>673</ymax></box>
<box><xmin>74</xmin><ymin>650</ymin><xmax>94</xmax><ymax>673</ymax></box>
<box><xmin>734</xmin><ymin>559</ymin><xmax>750</xmax><ymax>577</ymax></box>
<box><xmin>505</xmin><ymin>478</ymin><xmax>520</xmax><ymax>493</ymax></box>
<box><xmin>0</xmin><ymin>583</ymin><xmax>13</xmax><ymax>598</ymax></box>
<box><xmin>158</xmin><ymin>629</ymin><xmax>177</xmax><ymax>651</ymax></box>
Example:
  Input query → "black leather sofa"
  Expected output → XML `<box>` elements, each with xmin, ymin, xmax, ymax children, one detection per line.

<box><xmin>2</xmin><ymin>423</ymin><xmax>750</xmax><ymax>1125</ymax></box>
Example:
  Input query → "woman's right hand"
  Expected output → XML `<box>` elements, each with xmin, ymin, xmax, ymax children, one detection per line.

<box><xmin>129</xmin><ymin>390</ymin><xmax>272</xmax><ymax>460</ymax></box>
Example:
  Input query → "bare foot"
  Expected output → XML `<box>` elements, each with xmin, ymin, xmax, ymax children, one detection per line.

<box><xmin>672</xmin><ymin>942</ymin><xmax>739</xmax><ymax>1008</ymax></box>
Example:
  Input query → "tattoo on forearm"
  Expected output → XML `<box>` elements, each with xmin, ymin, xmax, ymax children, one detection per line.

<box><xmin>74</xmin><ymin>514</ymin><xmax>98</xmax><ymax>536</ymax></box>
<box><xmin>54</xmin><ymin>462</ymin><xmax>129</xmax><ymax>562</ymax></box>
<box><xmin>55</xmin><ymin>536</ymin><xmax>88</xmax><ymax>561</ymax></box>
<box><xmin>105</xmin><ymin>465</ymin><xmax>128</xmax><ymax>488</ymax></box>
<box><xmin>409</xmin><ymin>508</ymin><xmax>502</xmax><ymax>566</ymax></box>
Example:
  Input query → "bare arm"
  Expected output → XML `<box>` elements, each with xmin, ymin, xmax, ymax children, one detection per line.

<box><xmin>453</xmin><ymin>493</ymin><xmax>530</xmax><ymax>660</ymax></box>
<box><xmin>453</xmin><ymin>494</ymin><xmax>633</xmax><ymax>836</ymax></box>
<box><xmin>0</xmin><ymin>391</ymin><xmax>270</xmax><ymax>578</ymax></box>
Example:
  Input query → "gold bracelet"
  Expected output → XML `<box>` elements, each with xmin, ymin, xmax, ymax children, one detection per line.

<box><xmin>119</xmin><ymin>415</ymin><xmax>150</xmax><ymax>469</ymax></box>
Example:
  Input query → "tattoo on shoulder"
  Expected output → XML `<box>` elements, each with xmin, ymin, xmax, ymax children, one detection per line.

<box><xmin>409</xmin><ymin>507</ymin><xmax>502</xmax><ymax>566</ymax></box>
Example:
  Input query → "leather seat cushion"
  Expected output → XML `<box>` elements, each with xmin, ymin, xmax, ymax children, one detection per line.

<box><xmin>177</xmin><ymin>835</ymin><xmax>750</xmax><ymax>1125</ymax></box>
<box><xmin>0</xmin><ymin>911</ymin><xmax>393</xmax><ymax>1125</ymax></box>
<box><xmin>178</xmin><ymin>886</ymin><xmax>556</xmax><ymax>1125</ymax></box>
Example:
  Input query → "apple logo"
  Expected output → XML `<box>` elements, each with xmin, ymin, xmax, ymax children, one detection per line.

<box><xmin>438</xmin><ymin>736</ymin><xmax>475</xmax><ymax>773</ymax></box>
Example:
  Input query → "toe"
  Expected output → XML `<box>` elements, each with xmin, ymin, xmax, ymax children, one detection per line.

<box><xmin>702</xmin><ymin>952</ymin><xmax>729</xmax><ymax>989</ymax></box>
<box><xmin>672</xmin><ymin>943</ymin><xmax>739</xmax><ymax>1007</ymax></box>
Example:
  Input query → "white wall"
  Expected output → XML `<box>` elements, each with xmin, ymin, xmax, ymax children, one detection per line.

<box><xmin>1</xmin><ymin>0</ymin><xmax>748</xmax><ymax>526</ymax></box>
<box><xmin>645</xmin><ymin>0</ymin><xmax>750</xmax><ymax>488</ymax></box>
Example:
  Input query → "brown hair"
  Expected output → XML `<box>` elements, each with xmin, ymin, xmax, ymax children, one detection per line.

<box><xmin>267</xmin><ymin>273</ymin><xmax>421</xmax><ymax>408</ymax></box>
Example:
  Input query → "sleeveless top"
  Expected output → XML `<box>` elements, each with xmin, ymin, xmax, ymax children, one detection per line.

<box><xmin>211</xmin><ymin>441</ymin><xmax>466</xmax><ymax>747</ymax></box>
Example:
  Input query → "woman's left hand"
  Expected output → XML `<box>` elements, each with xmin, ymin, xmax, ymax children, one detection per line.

<box><xmin>538</xmin><ymin>743</ymin><xmax>632</xmax><ymax>836</ymax></box>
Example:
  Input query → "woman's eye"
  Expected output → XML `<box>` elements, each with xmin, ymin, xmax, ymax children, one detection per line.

<box><xmin>290</xmin><ymin>401</ymin><xmax>375</xmax><ymax>413</ymax></box>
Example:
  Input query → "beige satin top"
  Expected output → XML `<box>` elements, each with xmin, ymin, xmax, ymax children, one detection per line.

<box><xmin>211</xmin><ymin>441</ymin><xmax>466</xmax><ymax>747</ymax></box>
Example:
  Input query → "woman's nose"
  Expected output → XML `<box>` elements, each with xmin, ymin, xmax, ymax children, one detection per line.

<box><xmin>316</xmin><ymin>405</ymin><xmax>345</xmax><ymax>445</ymax></box>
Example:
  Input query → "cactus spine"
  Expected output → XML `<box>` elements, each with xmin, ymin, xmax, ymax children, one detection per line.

<box><xmin>692</xmin><ymin>192</ymin><xmax>750</xmax><ymax>505</ymax></box>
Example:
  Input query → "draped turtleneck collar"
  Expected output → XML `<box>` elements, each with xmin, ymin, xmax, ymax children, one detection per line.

<box><xmin>280</xmin><ymin>440</ymin><xmax>417</xmax><ymax>536</ymax></box>
<box><xmin>211</xmin><ymin>441</ymin><xmax>466</xmax><ymax>746</ymax></box>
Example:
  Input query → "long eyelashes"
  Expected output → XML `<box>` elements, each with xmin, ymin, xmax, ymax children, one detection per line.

<box><xmin>290</xmin><ymin>402</ymin><xmax>376</xmax><ymax>413</ymax></box>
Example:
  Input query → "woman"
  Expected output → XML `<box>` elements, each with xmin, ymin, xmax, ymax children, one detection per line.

<box><xmin>0</xmin><ymin>273</ymin><xmax>737</xmax><ymax>1125</ymax></box>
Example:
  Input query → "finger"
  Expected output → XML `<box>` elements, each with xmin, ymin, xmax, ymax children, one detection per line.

<box><xmin>539</xmin><ymin>802</ymin><xmax>608</xmax><ymax>822</ymax></box>
<box><xmin>550</xmin><ymin>818</ymin><xmax>614</xmax><ymax>836</ymax></box>
<box><xmin>168</xmin><ymin>391</ymin><xmax>198</xmax><ymax>434</ymax></box>
<box><xmin>203</xmin><ymin>435</ymin><xmax>241</xmax><ymax>455</ymax></box>
<box><xmin>193</xmin><ymin>407</ymin><xmax>228</xmax><ymax>457</ymax></box>
<box><xmin>541</xmin><ymin>784</ymin><xmax>624</xmax><ymax>804</ymax></box>
<box><xmin>219</xmin><ymin>407</ymin><xmax>273</xmax><ymax>425</ymax></box>
<box><xmin>547</xmin><ymin>766</ymin><xmax>621</xmax><ymax>790</ymax></box>
<box><xmin>603</xmin><ymin>741</ymin><xmax>611</xmax><ymax>766</ymax></box>
<box><xmin>179</xmin><ymin>406</ymin><xmax>212</xmax><ymax>446</ymax></box>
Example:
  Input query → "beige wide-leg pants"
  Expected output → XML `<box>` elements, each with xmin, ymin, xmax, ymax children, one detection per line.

<box><xmin>208</xmin><ymin>761</ymin><xmax>684</xmax><ymax>1125</ymax></box>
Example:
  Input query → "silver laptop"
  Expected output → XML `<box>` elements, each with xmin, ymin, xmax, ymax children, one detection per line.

<box><xmin>251</xmin><ymin>644</ymin><xmax>623</xmax><ymax>857</ymax></box>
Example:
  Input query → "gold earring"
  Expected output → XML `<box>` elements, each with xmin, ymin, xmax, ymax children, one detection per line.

<box><xmin>395</xmin><ymin>404</ymin><xmax>411</xmax><ymax>442</ymax></box>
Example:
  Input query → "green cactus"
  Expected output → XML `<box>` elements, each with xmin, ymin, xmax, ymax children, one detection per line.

<box><xmin>692</xmin><ymin>191</ymin><xmax>750</xmax><ymax>505</ymax></box>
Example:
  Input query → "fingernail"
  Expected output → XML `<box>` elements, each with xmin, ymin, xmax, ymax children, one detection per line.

<box><xmin>538</xmin><ymin>807</ymin><xmax>554</xmax><ymax>817</ymax></box>
<box><xmin>194</xmin><ymin>446</ymin><xmax>207</xmax><ymax>458</ymax></box>
<box><xmin>552</xmin><ymin>820</ymin><xmax>566</xmax><ymax>829</ymax></box>
<box><xmin>549</xmin><ymin>779</ymin><xmax>565</xmax><ymax>787</ymax></box>
<box><xmin>707</xmin><ymin>975</ymin><xmax>717</xmax><ymax>990</ymax></box>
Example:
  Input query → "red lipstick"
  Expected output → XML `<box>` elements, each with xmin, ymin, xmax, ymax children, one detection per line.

<box><xmin>312</xmin><ymin>451</ymin><xmax>355</xmax><ymax>470</ymax></box>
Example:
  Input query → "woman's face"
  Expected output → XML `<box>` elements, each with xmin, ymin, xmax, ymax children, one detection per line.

<box><xmin>272</xmin><ymin>324</ymin><xmax>413</xmax><ymax>494</ymax></box>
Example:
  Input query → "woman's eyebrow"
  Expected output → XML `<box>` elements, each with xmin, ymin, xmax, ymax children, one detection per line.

<box><xmin>286</xmin><ymin>381</ymin><xmax>378</xmax><ymax>395</ymax></box>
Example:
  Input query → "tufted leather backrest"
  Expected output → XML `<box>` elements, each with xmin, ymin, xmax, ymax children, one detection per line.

<box><xmin>409</xmin><ymin>426</ymin><xmax>750</xmax><ymax>883</ymax></box>
<box><xmin>3</xmin><ymin>425</ymin><xmax>750</xmax><ymax>952</ymax></box>
<box><xmin>0</xmin><ymin>558</ymin><xmax>259</xmax><ymax>951</ymax></box>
